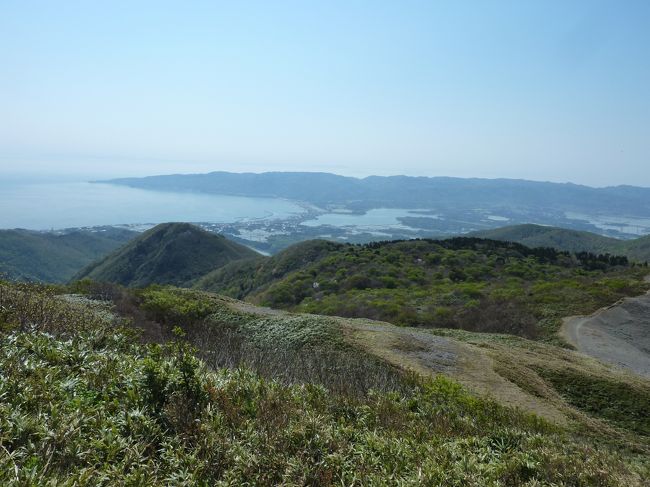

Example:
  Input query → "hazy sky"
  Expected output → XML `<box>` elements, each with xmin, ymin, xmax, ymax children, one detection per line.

<box><xmin>1</xmin><ymin>1</ymin><xmax>649</xmax><ymax>186</ymax></box>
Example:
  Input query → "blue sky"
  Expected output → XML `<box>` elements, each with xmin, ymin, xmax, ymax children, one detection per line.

<box><xmin>1</xmin><ymin>1</ymin><xmax>649</xmax><ymax>186</ymax></box>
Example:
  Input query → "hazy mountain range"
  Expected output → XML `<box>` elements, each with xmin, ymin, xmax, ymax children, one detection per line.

<box><xmin>104</xmin><ymin>171</ymin><xmax>650</xmax><ymax>216</ymax></box>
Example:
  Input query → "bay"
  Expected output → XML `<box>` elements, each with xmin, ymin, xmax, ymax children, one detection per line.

<box><xmin>0</xmin><ymin>182</ymin><xmax>304</xmax><ymax>230</ymax></box>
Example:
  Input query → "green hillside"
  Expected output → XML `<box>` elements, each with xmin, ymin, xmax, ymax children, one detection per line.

<box><xmin>470</xmin><ymin>224</ymin><xmax>650</xmax><ymax>262</ymax></box>
<box><xmin>0</xmin><ymin>227</ymin><xmax>138</xmax><ymax>283</ymax></box>
<box><xmin>194</xmin><ymin>239</ymin><xmax>343</xmax><ymax>297</ymax></box>
<box><xmin>74</xmin><ymin>223</ymin><xmax>259</xmax><ymax>287</ymax></box>
<box><xmin>196</xmin><ymin>237</ymin><xmax>648</xmax><ymax>340</ymax></box>
<box><xmin>1</xmin><ymin>281</ymin><xmax>649</xmax><ymax>484</ymax></box>
<box><xmin>624</xmin><ymin>235</ymin><xmax>650</xmax><ymax>262</ymax></box>
<box><xmin>470</xmin><ymin>224</ymin><xmax>621</xmax><ymax>253</ymax></box>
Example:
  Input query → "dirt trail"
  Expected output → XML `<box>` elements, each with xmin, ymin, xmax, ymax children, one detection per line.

<box><xmin>227</xmin><ymin>299</ymin><xmax>288</xmax><ymax>317</ymax></box>
<box><xmin>561</xmin><ymin>279</ymin><xmax>650</xmax><ymax>378</ymax></box>
<box><xmin>227</xmin><ymin>298</ymin><xmax>568</xmax><ymax>423</ymax></box>
<box><xmin>341</xmin><ymin>318</ymin><xmax>568</xmax><ymax>424</ymax></box>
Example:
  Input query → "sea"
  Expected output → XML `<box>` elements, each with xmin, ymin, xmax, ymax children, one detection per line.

<box><xmin>0</xmin><ymin>181</ymin><xmax>305</xmax><ymax>230</ymax></box>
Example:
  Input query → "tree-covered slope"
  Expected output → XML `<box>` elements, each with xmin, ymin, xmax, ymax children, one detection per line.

<box><xmin>73</xmin><ymin>223</ymin><xmax>259</xmax><ymax>287</ymax></box>
<box><xmin>0</xmin><ymin>227</ymin><xmax>138</xmax><ymax>282</ymax></box>
<box><xmin>196</xmin><ymin>237</ymin><xmax>648</xmax><ymax>339</ymax></box>
<box><xmin>194</xmin><ymin>239</ymin><xmax>344</xmax><ymax>298</ymax></box>
<box><xmin>470</xmin><ymin>224</ymin><xmax>622</xmax><ymax>254</ymax></box>
<box><xmin>470</xmin><ymin>224</ymin><xmax>650</xmax><ymax>262</ymax></box>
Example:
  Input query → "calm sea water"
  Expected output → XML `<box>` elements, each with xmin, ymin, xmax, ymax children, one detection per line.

<box><xmin>0</xmin><ymin>182</ymin><xmax>304</xmax><ymax>230</ymax></box>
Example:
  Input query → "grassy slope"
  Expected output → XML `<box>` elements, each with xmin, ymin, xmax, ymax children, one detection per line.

<box><xmin>428</xmin><ymin>328</ymin><xmax>650</xmax><ymax>443</ymax></box>
<box><xmin>117</xmin><ymin>286</ymin><xmax>650</xmax><ymax>456</ymax></box>
<box><xmin>87</xmin><ymin>283</ymin><xmax>650</xmax><ymax>444</ymax></box>
<box><xmin>0</xmin><ymin>227</ymin><xmax>138</xmax><ymax>283</ymax></box>
<box><xmin>73</xmin><ymin>223</ymin><xmax>259</xmax><ymax>288</ymax></box>
<box><xmin>1</xmin><ymin>281</ymin><xmax>649</xmax><ymax>485</ymax></box>
<box><xmin>196</xmin><ymin>237</ymin><xmax>649</xmax><ymax>340</ymax></box>
<box><xmin>471</xmin><ymin>224</ymin><xmax>650</xmax><ymax>262</ymax></box>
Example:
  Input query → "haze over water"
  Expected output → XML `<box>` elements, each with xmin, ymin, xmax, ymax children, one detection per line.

<box><xmin>0</xmin><ymin>181</ymin><xmax>304</xmax><ymax>230</ymax></box>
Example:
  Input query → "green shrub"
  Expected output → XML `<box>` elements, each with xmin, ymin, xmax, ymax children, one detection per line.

<box><xmin>0</xmin><ymin>329</ymin><xmax>643</xmax><ymax>485</ymax></box>
<box><xmin>242</xmin><ymin>240</ymin><xmax>649</xmax><ymax>338</ymax></box>
<box><xmin>139</xmin><ymin>287</ymin><xmax>215</xmax><ymax>325</ymax></box>
<box><xmin>537</xmin><ymin>367</ymin><xmax>650</xmax><ymax>436</ymax></box>
<box><xmin>0</xmin><ymin>281</ymin><xmax>648</xmax><ymax>485</ymax></box>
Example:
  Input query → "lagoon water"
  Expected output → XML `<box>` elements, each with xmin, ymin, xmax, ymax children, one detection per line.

<box><xmin>301</xmin><ymin>208</ymin><xmax>421</xmax><ymax>230</ymax></box>
<box><xmin>0</xmin><ymin>182</ymin><xmax>304</xmax><ymax>230</ymax></box>
<box><xmin>564</xmin><ymin>212</ymin><xmax>650</xmax><ymax>237</ymax></box>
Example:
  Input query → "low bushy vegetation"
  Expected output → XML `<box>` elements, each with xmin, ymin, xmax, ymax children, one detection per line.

<box><xmin>198</xmin><ymin>237</ymin><xmax>649</xmax><ymax>339</ymax></box>
<box><xmin>67</xmin><ymin>282</ymin><xmax>409</xmax><ymax>397</ymax></box>
<box><xmin>195</xmin><ymin>239</ymin><xmax>343</xmax><ymax>297</ymax></box>
<box><xmin>1</xmin><ymin>280</ymin><xmax>648</xmax><ymax>485</ymax></box>
<box><xmin>537</xmin><ymin>368</ymin><xmax>650</xmax><ymax>437</ymax></box>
